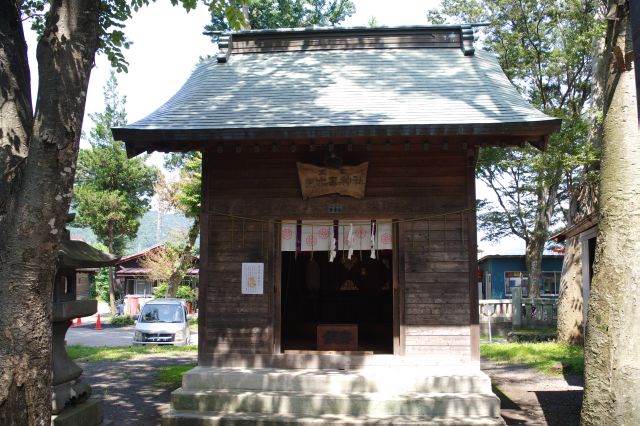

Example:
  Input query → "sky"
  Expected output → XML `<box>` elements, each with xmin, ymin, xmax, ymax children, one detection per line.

<box><xmin>23</xmin><ymin>0</ymin><xmax>526</xmax><ymax>255</ymax></box>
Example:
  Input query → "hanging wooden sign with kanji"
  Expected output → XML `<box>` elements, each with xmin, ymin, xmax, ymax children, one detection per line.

<box><xmin>297</xmin><ymin>162</ymin><xmax>368</xmax><ymax>200</ymax></box>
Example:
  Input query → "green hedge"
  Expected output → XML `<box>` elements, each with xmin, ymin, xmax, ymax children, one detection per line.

<box><xmin>109</xmin><ymin>315</ymin><xmax>135</xmax><ymax>326</ymax></box>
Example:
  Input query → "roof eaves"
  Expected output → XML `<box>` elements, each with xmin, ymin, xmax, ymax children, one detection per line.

<box><xmin>212</xmin><ymin>23</ymin><xmax>489</xmax><ymax>37</ymax></box>
<box><xmin>115</xmin><ymin>120</ymin><xmax>562</xmax><ymax>158</ymax></box>
<box><xmin>550</xmin><ymin>212</ymin><xmax>598</xmax><ymax>242</ymax></box>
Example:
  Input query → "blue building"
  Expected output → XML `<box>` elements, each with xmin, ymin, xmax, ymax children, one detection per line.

<box><xmin>478</xmin><ymin>255</ymin><xmax>564</xmax><ymax>299</ymax></box>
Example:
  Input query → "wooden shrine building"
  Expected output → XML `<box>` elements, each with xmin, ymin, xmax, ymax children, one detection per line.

<box><xmin>114</xmin><ymin>26</ymin><xmax>560</xmax><ymax>425</ymax></box>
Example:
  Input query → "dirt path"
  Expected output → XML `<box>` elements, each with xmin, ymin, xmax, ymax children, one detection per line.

<box><xmin>482</xmin><ymin>360</ymin><xmax>584</xmax><ymax>425</ymax></box>
<box><xmin>78</xmin><ymin>354</ymin><xmax>583</xmax><ymax>425</ymax></box>
<box><xmin>79</xmin><ymin>353</ymin><xmax>197</xmax><ymax>426</ymax></box>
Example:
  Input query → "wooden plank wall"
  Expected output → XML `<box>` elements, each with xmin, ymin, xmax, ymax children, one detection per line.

<box><xmin>401</xmin><ymin>217</ymin><xmax>472</xmax><ymax>360</ymax></box>
<box><xmin>231</xmin><ymin>30</ymin><xmax>461</xmax><ymax>55</ymax></box>
<box><xmin>199</xmin><ymin>144</ymin><xmax>474</xmax><ymax>363</ymax></box>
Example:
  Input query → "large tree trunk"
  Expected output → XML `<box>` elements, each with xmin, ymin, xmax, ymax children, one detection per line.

<box><xmin>525</xmin><ymin>177</ymin><xmax>560</xmax><ymax>298</ymax></box>
<box><xmin>166</xmin><ymin>217</ymin><xmax>200</xmax><ymax>297</ymax></box>
<box><xmin>0</xmin><ymin>1</ymin><xmax>100</xmax><ymax>424</ymax></box>
<box><xmin>557</xmin><ymin>19</ymin><xmax>605</xmax><ymax>346</ymax></box>
<box><xmin>582</xmin><ymin>3</ymin><xmax>640</xmax><ymax>424</ymax></box>
<box><xmin>525</xmin><ymin>239</ymin><xmax>544</xmax><ymax>298</ymax></box>
<box><xmin>556</xmin><ymin>235</ymin><xmax>584</xmax><ymax>345</ymax></box>
<box><xmin>0</xmin><ymin>0</ymin><xmax>31</xmax><ymax>238</ymax></box>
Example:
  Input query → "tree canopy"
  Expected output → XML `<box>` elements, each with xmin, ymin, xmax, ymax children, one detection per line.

<box><xmin>73</xmin><ymin>72</ymin><xmax>158</xmax><ymax>255</ymax></box>
<box><xmin>205</xmin><ymin>0</ymin><xmax>355</xmax><ymax>35</ymax></box>
<box><xmin>73</xmin><ymin>71</ymin><xmax>158</xmax><ymax>314</ymax></box>
<box><xmin>429</xmin><ymin>0</ymin><xmax>602</xmax><ymax>297</ymax></box>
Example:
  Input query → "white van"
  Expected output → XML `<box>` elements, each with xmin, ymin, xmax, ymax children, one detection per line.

<box><xmin>133</xmin><ymin>298</ymin><xmax>191</xmax><ymax>345</ymax></box>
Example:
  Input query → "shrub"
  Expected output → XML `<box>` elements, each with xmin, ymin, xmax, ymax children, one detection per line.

<box><xmin>176</xmin><ymin>285</ymin><xmax>196</xmax><ymax>303</ymax></box>
<box><xmin>90</xmin><ymin>268</ymin><xmax>110</xmax><ymax>303</ymax></box>
<box><xmin>153</xmin><ymin>283</ymin><xmax>169</xmax><ymax>298</ymax></box>
<box><xmin>153</xmin><ymin>283</ymin><xmax>195</xmax><ymax>303</ymax></box>
<box><xmin>110</xmin><ymin>315</ymin><xmax>135</xmax><ymax>327</ymax></box>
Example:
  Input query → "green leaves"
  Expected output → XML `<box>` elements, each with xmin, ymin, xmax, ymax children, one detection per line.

<box><xmin>95</xmin><ymin>0</ymin><xmax>133</xmax><ymax>72</ymax></box>
<box><xmin>174</xmin><ymin>152</ymin><xmax>202</xmax><ymax>219</ymax></box>
<box><xmin>73</xmin><ymin>72</ymin><xmax>158</xmax><ymax>254</ymax></box>
<box><xmin>430</xmin><ymin>0</ymin><xmax>602</xmax><ymax>114</ymax></box>
<box><xmin>431</xmin><ymin>1</ymin><xmax>602</xmax><ymax>250</ymax></box>
<box><xmin>205</xmin><ymin>0</ymin><xmax>355</xmax><ymax>37</ymax></box>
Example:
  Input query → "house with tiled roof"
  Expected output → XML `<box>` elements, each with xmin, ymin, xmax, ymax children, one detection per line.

<box><xmin>115</xmin><ymin>244</ymin><xmax>198</xmax><ymax>296</ymax></box>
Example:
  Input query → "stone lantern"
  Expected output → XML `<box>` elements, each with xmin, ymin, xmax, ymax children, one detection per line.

<box><xmin>51</xmin><ymin>216</ymin><xmax>119</xmax><ymax>426</ymax></box>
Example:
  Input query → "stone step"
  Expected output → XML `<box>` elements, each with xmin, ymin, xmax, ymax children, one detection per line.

<box><xmin>171</xmin><ymin>389</ymin><xmax>501</xmax><ymax>418</ymax></box>
<box><xmin>162</xmin><ymin>411</ymin><xmax>505</xmax><ymax>426</ymax></box>
<box><xmin>182</xmin><ymin>367</ymin><xmax>493</xmax><ymax>394</ymax></box>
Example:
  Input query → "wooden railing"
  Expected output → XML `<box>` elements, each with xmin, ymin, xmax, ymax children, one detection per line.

<box><xmin>479</xmin><ymin>289</ymin><xmax>558</xmax><ymax>329</ymax></box>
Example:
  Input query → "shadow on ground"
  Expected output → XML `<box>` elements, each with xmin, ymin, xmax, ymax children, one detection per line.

<box><xmin>483</xmin><ymin>359</ymin><xmax>584</xmax><ymax>426</ymax></box>
<box><xmin>535</xmin><ymin>390</ymin><xmax>583</xmax><ymax>426</ymax></box>
<box><xmin>80</xmin><ymin>354</ymin><xmax>197</xmax><ymax>425</ymax></box>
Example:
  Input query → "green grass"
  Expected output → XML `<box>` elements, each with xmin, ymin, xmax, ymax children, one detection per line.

<box><xmin>481</xmin><ymin>342</ymin><xmax>584</xmax><ymax>376</ymax></box>
<box><xmin>154</xmin><ymin>364</ymin><xmax>197</xmax><ymax>388</ymax></box>
<box><xmin>67</xmin><ymin>345</ymin><xmax>197</xmax><ymax>363</ymax></box>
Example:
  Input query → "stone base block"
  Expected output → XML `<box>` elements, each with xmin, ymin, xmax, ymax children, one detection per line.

<box><xmin>51</xmin><ymin>398</ymin><xmax>107</xmax><ymax>426</ymax></box>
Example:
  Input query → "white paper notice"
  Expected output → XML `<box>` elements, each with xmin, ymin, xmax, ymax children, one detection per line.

<box><xmin>241</xmin><ymin>263</ymin><xmax>264</xmax><ymax>295</ymax></box>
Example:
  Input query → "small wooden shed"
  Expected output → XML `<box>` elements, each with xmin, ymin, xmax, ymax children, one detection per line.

<box><xmin>114</xmin><ymin>25</ymin><xmax>559</xmax><ymax>425</ymax></box>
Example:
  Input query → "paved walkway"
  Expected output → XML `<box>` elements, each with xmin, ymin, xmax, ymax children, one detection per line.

<box><xmin>65</xmin><ymin>314</ymin><xmax>199</xmax><ymax>347</ymax></box>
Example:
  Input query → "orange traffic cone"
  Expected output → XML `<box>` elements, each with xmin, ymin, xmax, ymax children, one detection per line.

<box><xmin>95</xmin><ymin>313</ymin><xmax>102</xmax><ymax>330</ymax></box>
<box><xmin>72</xmin><ymin>317</ymin><xmax>82</xmax><ymax>327</ymax></box>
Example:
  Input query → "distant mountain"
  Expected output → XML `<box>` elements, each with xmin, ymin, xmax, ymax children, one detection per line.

<box><xmin>70</xmin><ymin>211</ymin><xmax>196</xmax><ymax>255</ymax></box>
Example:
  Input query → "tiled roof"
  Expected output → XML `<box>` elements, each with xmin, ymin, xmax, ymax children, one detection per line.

<box><xmin>116</xmin><ymin>244</ymin><xmax>163</xmax><ymax>265</ymax></box>
<box><xmin>113</xmin><ymin>26</ymin><xmax>560</xmax><ymax>151</ymax></box>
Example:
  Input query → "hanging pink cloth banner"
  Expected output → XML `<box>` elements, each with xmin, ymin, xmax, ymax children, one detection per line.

<box><xmin>280</xmin><ymin>220</ymin><xmax>392</xmax><ymax>252</ymax></box>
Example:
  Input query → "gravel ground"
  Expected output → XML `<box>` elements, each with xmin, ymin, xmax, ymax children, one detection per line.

<box><xmin>78</xmin><ymin>354</ymin><xmax>583</xmax><ymax>426</ymax></box>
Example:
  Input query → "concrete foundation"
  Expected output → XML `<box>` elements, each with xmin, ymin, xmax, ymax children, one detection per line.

<box><xmin>163</xmin><ymin>366</ymin><xmax>505</xmax><ymax>425</ymax></box>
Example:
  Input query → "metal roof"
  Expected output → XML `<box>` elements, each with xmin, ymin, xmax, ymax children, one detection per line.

<box><xmin>113</xmin><ymin>26</ymin><xmax>560</xmax><ymax>153</ymax></box>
